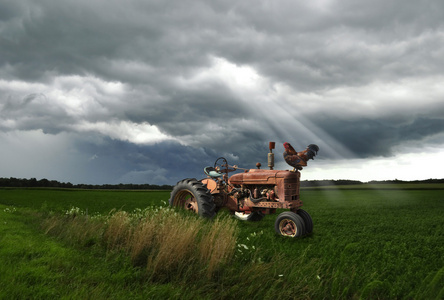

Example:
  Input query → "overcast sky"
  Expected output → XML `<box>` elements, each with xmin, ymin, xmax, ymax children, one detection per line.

<box><xmin>1</xmin><ymin>0</ymin><xmax>444</xmax><ymax>185</ymax></box>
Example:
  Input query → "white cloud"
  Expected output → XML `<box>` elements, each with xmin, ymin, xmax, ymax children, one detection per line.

<box><xmin>73</xmin><ymin>120</ymin><xmax>174</xmax><ymax>144</ymax></box>
<box><xmin>300</xmin><ymin>144</ymin><xmax>444</xmax><ymax>182</ymax></box>
<box><xmin>176</xmin><ymin>56</ymin><xmax>268</xmax><ymax>96</ymax></box>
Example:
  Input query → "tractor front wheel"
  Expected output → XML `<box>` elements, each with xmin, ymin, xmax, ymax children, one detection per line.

<box><xmin>297</xmin><ymin>209</ymin><xmax>313</xmax><ymax>234</ymax></box>
<box><xmin>169</xmin><ymin>178</ymin><xmax>216</xmax><ymax>218</ymax></box>
<box><xmin>275</xmin><ymin>211</ymin><xmax>306</xmax><ymax>237</ymax></box>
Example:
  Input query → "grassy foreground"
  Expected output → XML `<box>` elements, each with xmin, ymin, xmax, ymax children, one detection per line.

<box><xmin>0</xmin><ymin>186</ymin><xmax>443</xmax><ymax>299</ymax></box>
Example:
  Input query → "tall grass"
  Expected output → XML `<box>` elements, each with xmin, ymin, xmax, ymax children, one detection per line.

<box><xmin>43</xmin><ymin>205</ymin><xmax>238</xmax><ymax>280</ymax></box>
<box><xmin>199</xmin><ymin>217</ymin><xmax>237</xmax><ymax>277</ymax></box>
<box><xmin>41</xmin><ymin>205</ymin><xmax>328</xmax><ymax>299</ymax></box>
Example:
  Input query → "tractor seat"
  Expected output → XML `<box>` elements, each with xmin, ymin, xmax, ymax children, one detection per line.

<box><xmin>204</xmin><ymin>166</ymin><xmax>223</xmax><ymax>178</ymax></box>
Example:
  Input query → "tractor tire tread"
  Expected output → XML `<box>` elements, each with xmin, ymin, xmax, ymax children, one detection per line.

<box><xmin>169</xmin><ymin>178</ymin><xmax>216</xmax><ymax>218</ymax></box>
<box><xmin>297</xmin><ymin>209</ymin><xmax>313</xmax><ymax>234</ymax></box>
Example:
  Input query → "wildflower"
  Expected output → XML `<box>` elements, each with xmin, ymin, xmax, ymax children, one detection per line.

<box><xmin>238</xmin><ymin>243</ymin><xmax>249</xmax><ymax>250</ymax></box>
<box><xmin>3</xmin><ymin>207</ymin><xmax>17</xmax><ymax>213</ymax></box>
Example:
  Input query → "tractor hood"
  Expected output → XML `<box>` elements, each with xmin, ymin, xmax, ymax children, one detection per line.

<box><xmin>229</xmin><ymin>169</ymin><xmax>299</xmax><ymax>185</ymax></box>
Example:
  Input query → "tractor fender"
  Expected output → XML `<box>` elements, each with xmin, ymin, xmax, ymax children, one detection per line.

<box><xmin>201</xmin><ymin>178</ymin><xmax>218</xmax><ymax>193</ymax></box>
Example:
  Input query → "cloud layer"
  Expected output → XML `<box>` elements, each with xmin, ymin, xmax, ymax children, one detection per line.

<box><xmin>1</xmin><ymin>0</ymin><xmax>444</xmax><ymax>184</ymax></box>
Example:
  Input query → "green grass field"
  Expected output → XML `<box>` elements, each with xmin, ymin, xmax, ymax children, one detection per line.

<box><xmin>0</xmin><ymin>186</ymin><xmax>443</xmax><ymax>299</ymax></box>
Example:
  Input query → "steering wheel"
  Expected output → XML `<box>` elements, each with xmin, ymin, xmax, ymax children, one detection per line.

<box><xmin>214</xmin><ymin>157</ymin><xmax>229</xmax><ymax>174</ymax></box>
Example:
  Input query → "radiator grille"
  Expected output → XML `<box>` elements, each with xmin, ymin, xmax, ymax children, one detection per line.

<box><xmin>283</xmin><ymin>180</ymin><xmax>299</xmax><ymax>201</ymax></box>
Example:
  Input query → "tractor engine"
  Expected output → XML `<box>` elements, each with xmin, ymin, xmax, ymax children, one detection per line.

<box><xmin>228</xmin><ymin>169</ymin><xmax>300</xmax><ymax>207</ymax></box>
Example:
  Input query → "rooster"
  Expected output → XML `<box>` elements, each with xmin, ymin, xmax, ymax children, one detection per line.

<box><xmin>283</xmin><ymin>142</ymin><xmax>319</xmax><ymax>170</ymax></box>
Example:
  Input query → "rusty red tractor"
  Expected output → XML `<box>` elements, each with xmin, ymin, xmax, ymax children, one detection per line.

<box><xmin>169</xmin><ymin>142</ymin><xmax>319</xmax><ymax>238</ymax></box>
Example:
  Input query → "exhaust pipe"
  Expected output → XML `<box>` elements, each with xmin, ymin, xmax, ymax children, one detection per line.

<box><xmin>268</xmin><ymin>142</ymin><xmax>275</xmax><ymax>170</ymax></box>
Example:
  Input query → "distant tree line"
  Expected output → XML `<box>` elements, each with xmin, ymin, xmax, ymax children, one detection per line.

<box><xmin>300</xmin><ymin>178</ymin><xmax>444</xmax><ymax>187</ymax></box>
<box><xmin>0</xmin><ymin>177</ymin><xmax>173</xmax><ymax>190</ymax></box>
<box><xmin>367</xmin><ymin>178</ymin><xmax>444</xmax><ymax>184</ymax></box>
<box><xmin>1</xmin><ymin>177</ymin><xmax>443</xmax><ymax>190</ymax></box>
<box><xmin>300</xmin><ymin>180</ymin><xmax>363</xmax><ymax>187</ymax></box>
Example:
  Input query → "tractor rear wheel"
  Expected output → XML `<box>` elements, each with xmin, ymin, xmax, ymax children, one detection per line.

<box><xmin>297</xmin><ymin>209</ymin><xmax>313</xmax><ymax>234</ymax></box>
<box><xmin>234</xmin><ymin>211</ymin><xmax>265</xmax><ymax>221</ymax></box>
<box><xmin>169</xmin><ymin>178</ymin><xmax>216</xmax><ymax>218</ymax></box>
<box><xmin>275</xmin><ymin>211</ymin><xmax>305</xmax><ymax>237</ymax></box>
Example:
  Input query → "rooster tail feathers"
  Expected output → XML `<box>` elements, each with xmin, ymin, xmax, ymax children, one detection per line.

<box><xmin>306</xmin><ymin>144</ymin><xmax>319</xmax><ymax>160</ymax></box>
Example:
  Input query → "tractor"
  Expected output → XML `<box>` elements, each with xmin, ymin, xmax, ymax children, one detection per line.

<box><xmin>168</xmin><ymin>142</ymin><xmax>319</xmax><ymax>237</ymax></box>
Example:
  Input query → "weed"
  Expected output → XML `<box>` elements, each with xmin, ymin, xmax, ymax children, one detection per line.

<box><xmin>41</xmin><ymin>205</ymin><xmax>240</xmax><ymax>282</ymax></box>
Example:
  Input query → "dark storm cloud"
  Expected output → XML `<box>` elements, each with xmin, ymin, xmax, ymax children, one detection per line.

<box><xmin>73</xmin><ymin>137</ymin><xmax>245</xmax><ymax>185</ymax></box>
<box><xmin>3</xmin><ymin>0</ymin><xmax>440</xmax><ymax>87</ymax></box>
<box><xmin>317</xmin><ymin>116</ymin><xmax>444</xmax><ymax>158</ymax></box>
<box><xmin>2</xmin><ymin>0</ymin><xmax>444</xmax><ymax>94</ymax></box>
<box><xmin>209</xmin><ymin>0</ymin><xmax>444</xmax><ymax>91</ymax></box>
<box><xmin>1</xmin><ymin>0</ymin><xmax>444</xmax><ymax>183</ymax></box>
<box><xmin>1</xmin><ymin>0</ymin><xmax>218</xmax><ymax>82</ymax></box>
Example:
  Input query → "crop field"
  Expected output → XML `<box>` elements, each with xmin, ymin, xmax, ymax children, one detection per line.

<box><xmin>0</xmin><ymin>185</ymin><xmax>443</xmax><ymax>299</ymax></box>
